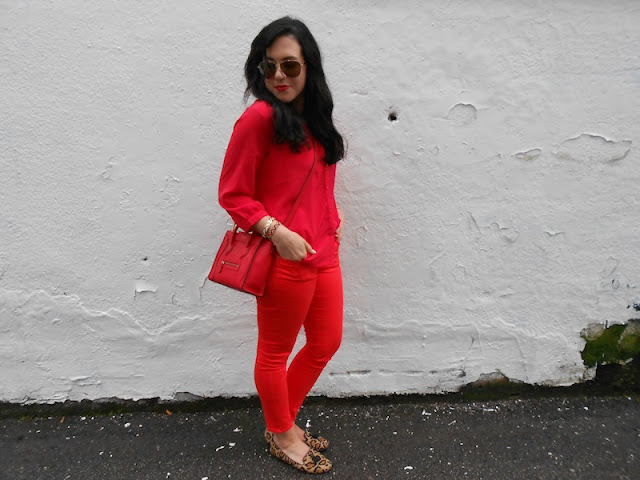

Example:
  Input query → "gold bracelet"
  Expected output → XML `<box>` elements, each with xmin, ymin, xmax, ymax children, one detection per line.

<box><xmin>266</xmin><ymin>221</ymin><xmax>281</xmax><ymax>240</ymax></box>
<box><xmin>262</xmin><ymin>217</ymin><xmax>274</xmax><ymax>238</ymax></box>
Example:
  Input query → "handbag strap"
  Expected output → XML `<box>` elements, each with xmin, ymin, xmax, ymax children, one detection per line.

<box><xmin>282</xmin><ymin>138</ymin><xmax>316</xmax><ymax>227</ymax></box>
<box><xmin>231</xmin><ymin>139</ymin><xmax>317</xmax><ymax>233</ymax></box>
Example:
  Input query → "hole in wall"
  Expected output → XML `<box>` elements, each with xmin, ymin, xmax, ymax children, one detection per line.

<box><xmin>388</xmin><ymin>111</ymin><xmax>398</xmax><ymax>122</ymax></box>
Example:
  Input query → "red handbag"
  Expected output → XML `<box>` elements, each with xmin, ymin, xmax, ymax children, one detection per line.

<box><xmin>208</xmin><ymin>141</ymin><xmax>316</xmax><ymax>296</ymax></box>
<box><xmin>208</xmin><ymin>226</ymin><xmax>274</xmax><ymax>296</ymax></box>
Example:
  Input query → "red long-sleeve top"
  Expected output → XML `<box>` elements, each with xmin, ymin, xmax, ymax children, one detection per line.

<box><xmin>218</xmin><ymin>100</ymin><xmax>340</xmax><ymax>268</ymax></box>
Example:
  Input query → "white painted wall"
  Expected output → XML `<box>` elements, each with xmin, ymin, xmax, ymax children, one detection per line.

<box><xmin>1</xmin><ymin>1</ymin><xmax>639</xmax><ymax>403</ymax></box>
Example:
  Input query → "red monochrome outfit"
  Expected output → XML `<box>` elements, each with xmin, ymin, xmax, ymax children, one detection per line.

<box><xmin>219</xmin><ymin>100</ymin><xmax>341</xmax><ymax>268</ymax></box>
<box><xmin>218</xmin><ymin>100</ymin><xmax>343</xmax><ymax>433</ymax></box>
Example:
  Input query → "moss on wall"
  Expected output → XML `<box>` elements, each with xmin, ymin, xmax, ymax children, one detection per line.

<box><xmin>581</xmin><ymin>320</ymin><xmax>640</xmax><ymax>368</ymax></box>
<box><xmin>581</xmin><ymin>320</ymin><xmax>640</xmax><ymax>393</ymax></box>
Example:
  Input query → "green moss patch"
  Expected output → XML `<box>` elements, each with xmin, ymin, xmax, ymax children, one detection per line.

<box><xmin>581</xmin><ymin>321</ymin><xmax>640</xmax><ymax>367</ymax></box>
<box><xmin>580</xmin><ymin>320</ymin><xmax>640</xmax><ymax>394</ymax></box>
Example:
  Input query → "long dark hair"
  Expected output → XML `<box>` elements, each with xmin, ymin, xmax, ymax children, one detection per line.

<box><xmin>244</xmin><ymin>17</ymin><xmax>345</xmax><ymax>165</ymax></box>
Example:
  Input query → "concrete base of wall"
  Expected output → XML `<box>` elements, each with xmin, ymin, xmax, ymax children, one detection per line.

<box><xmin>2</xmin><ymin>359</ymin><xmax>637</xmax><ymax>420</ymax></box>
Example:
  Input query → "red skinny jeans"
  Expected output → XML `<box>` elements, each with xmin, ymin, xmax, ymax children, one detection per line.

<box><xmin>255</xmin><ymin>243</ymin><xmax>343</xmax><ymax>433</ymax></box>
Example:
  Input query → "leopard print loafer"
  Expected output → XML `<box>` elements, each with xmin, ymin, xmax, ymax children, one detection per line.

<box><xmin>303</xmin><ymin>430</ymin><xmax>330</xmax><ymax>451</ymax></box>
<box><xmin>264</xmin><ymin>430</ymin><xmax>333</xmax><ymax>474</ymax></box>
<box><xmin>264</xmin><ymin>429</ymin><xmax>329</xmax><ymax>452</ymax></box>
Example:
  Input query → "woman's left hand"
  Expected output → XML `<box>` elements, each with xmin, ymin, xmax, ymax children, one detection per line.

<box><xmin>336</xmin><ymin>207</ymin><xmax>344</xmax><ymax>243</ymax></box>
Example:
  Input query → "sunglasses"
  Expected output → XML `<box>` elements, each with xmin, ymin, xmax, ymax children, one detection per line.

<box><xmin>258</xmin><ymin>60</ymin><xmax>305</xmax><ymax>79</ymax></box>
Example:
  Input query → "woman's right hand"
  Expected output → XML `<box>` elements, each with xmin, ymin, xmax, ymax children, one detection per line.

<box><xmin>271</xmin><ymin>225</ymin><xmax>316</xmax><ymax>261</ymax></box>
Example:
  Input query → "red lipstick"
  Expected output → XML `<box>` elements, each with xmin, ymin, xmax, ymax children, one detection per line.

<box><xmin>275</xmin><ymin>85</ymin><xmax>290</xmax><ymax>91</ymax></box>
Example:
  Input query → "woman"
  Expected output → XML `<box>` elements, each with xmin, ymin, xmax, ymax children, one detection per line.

<box><xmin>218</xmin><ymin>17</ymin><xmax>345</xmax><ymax>474</ymax></box>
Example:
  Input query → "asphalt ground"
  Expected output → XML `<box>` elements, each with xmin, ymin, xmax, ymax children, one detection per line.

<box><xmin>1</xmin><ymin>395</ymin><xmax>639</xmax><ymax>480</ymax></box>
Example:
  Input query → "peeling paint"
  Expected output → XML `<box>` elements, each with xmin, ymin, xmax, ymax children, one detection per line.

<box><xmin>101</xmin><ymin>157</ymin><xmax>117</xmax><ymax>181</ymax></box>
<box><xmin>162</xmin><ymin>176</ymin><xmax>182</xmax><ymax>206</ymax></box>
<box><xmin>134</xmin><ymin>281</ymin><xmax>158</xmax><ymax>298</ymax></box>
<box><xmin>447</xmin><ymin>103</ymin><xmax>477</xmax><ymax>125</ymax></box>
<box><xmin>355</xmin><ymin>225</ymin><xmax>368</xmax><ymax>247</ymax></box>
<box><xmin>475</xmin><ymin>371</ymin><xmax>515</xmax><ymax>384</ymax></box>
<box><xmin>0</xmin><ymin>253</ymin><xmax>6</xmax><ymax>280</ymax></box>
<box><xmin>489</xmin><ymin>222</ymin><xmax>519</xmax><ymax>243</ymax></box>
<box><xmin>512</xmin><ymin>148</ymin><xmax>542</xmax><ymax>161</ymax></box>
<box><xmin>0</xmin><ymin>287</ymin><xmax>256</xmax><ymax>403</ymax></box>
<box><xmin>555</xmin><ymin>134</ymin><xmax>631</xmax><ymax>163</ymax></box>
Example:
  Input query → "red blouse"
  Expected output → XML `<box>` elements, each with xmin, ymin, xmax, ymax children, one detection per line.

<box><xmin>218</xmin><ymin>100</ymin><xmax>340</xmax><ymax>268</ymax></box>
